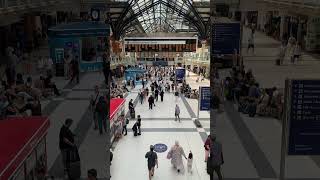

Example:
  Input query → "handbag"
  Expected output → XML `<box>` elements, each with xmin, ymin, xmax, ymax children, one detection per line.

<box><xmin>167</xmin><ymin>149</ymin><xmax>172</xmax><ymax>159</ymax></box>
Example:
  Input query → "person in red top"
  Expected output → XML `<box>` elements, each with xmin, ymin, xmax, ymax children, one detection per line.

<box><xmin>204</xmin><ymin>135</ymin><xmax>211</xmax><ymax>162</ymax></box>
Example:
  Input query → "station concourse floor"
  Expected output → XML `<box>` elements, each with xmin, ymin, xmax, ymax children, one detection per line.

<box><xmin>30</xmin><ymin>26</ymin><xmax>320</xmax><ymax>180</ymax></box>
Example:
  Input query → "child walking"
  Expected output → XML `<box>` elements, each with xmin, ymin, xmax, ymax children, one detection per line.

<box><xmin>187</xmin><ymin>151</ymin><xmax>193</xmax><ymax>174</ymax></box>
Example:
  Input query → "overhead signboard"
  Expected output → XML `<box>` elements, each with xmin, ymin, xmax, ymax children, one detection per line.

<box><xmin>288</xmin><ymin>80</ymin><xmax>320</xmax><ymax>155</ymax></box>
<box><xmin>199</xmin><ymin>86</ymin><xmax>210</xmax><ymax>111</ymax></box>
<box><xmin>212</xmin><ymin>23</ymin><xmax>240</xmax><ymax>55</ymax></box>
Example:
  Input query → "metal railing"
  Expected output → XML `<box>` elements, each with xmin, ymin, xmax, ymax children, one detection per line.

<box><xmin>261</xmin><ymin>0</ymin><xmax>320</xmax><ymax>9</ymax></box>
<box><xmin>0</xmin><ymin>0</ymin><xmax>64</xmax><ymax>11</ymax></box>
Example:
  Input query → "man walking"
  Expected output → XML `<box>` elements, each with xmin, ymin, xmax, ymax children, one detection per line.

<box><xmin>59</xmin><ymin>119</ymin><xmax>75</xmax><ymax>176</ymax></box>
<box><xmin>137</xmin><ymin>115</ymin><xmax>142</xmax><ymax>135</ymax></box>
<box><xmin>175</xmin><ymin>104</ymin><xmax>181</xmax><ymax>122</ymax></box>
<box><xmin>142</xmin><ymin>80</ymin><xmax>145</xmax><ymax>88</ymax></box>
<box><xmin>145</xmin><ymin>145</ymin><xmax>158</xmax><ymax>180</ymax></box>
<box><xmin>70</xmin><ymin>56</ymin><xmax>80</xmax><ymax>84</ymax></box>
<box><xmin>208</xmin><ymin>136</ymin><xmax>224</xmax><ymax>180</ymax></box>
<box><xmin>160</xmin><ymin>90</ymin><xmax>164</xmax><ymax>102</ymax></box>
<box><xmin>122</xmin><ymin>117</ymin><xmax>129</xmax><ymax>136</ymax></box>
<box><xmin>155</xmin><ymin>88</ymin><xmax>159</xmax><ymax>102</ymax></box>
<box><xmin>247</xmin><ymin>29</ymin><xmax>255</xmax><ymax>54</ymax></box>
<box><xmin>139</xmin><ymin>90</ymin><xmax>144</xmax><ymax>104</ymax></box>
<box><xmin>148</xmin><ymin>95</ymin><xmax>154</xmax><ymax>110</ymax></box>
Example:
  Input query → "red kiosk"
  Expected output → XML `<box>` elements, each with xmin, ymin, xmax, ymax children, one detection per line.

<box><xmin>110</xmin><ymin>98</ymin><xmax>125</xmax><ymax>142</ymax></box>
<box><xmin>0</xmin><ymin>117</ymin><xmax>50</xmax><ymax>180</ymax></box>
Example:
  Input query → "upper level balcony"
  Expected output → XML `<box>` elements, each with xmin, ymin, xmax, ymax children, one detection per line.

<box><xmin>0</xmin><ymin>0</ymin><xmax>72</xmax><ymax>15</ymax></box>
<box><xmin>259</xmin><ymin>0</ymin><xmax>320</xmax><ymax>15</ymax></box>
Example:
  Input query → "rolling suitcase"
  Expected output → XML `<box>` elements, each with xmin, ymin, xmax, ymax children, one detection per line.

<box><xmin>130</xmin><ymin>110</ymin><xmax>135</xmax><ymax>119</ymax></box>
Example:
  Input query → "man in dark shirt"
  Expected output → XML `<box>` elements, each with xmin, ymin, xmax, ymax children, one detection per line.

<box><xmin>59</xmin><ymin>118</ymin><xmax>75</xmax><ymax>173</ymax></box>
<box><xmin>155</xmin><ymin>89</ymin><xmax>159</xmax><ymax>102</ymax></box>
<box><xmin>129</xmin><ymin>99</ymin><xmax>134</xmax><ymax>112</ymax></box>
<box><xmin>145</xmin><ymin>145</ymin><xmax>158</xmax><ymax>180</ymax></box>
<box><xmin>137</xmin><ymin>115</ymin><xmax>142</xmax><ymax>135</ymax></box>
<box><xmin>70</xmin><ymin>57</ymin><xmax>80</xmax><ymax>84</ymax></box>
<box><xmin>148</xmin><ymin>96</ymin><xmax>154</xmax><ymax>110</ymax></box>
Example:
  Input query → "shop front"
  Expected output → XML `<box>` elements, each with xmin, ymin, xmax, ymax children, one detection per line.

<box><xmin>110</xmin><ymin>98</ymin><xmax>126</xmax><ymax>143</ymax></box>
<box><xmin>48</xmin><ymin>22</ymin><xmax>110</xmax><ymax>75</ymax></box>
<box><xmin>124</xmin><ymin>67</ymin><xmax>146</xmax><ymax>85</ymax></box>
<box><xmin>0</xmin><ymin>117</ymin><xmax>50</xmax><ymax>180</ymax></box>
<box><xmin>306</xmin><ymin>17</ymin><xmax>320</xmax><ymax>52</ymax></box>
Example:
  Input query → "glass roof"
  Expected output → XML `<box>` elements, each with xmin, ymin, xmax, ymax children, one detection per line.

<box><xmin>130</xmin><ymin>0</ymin><xmax>195</xmax><ymax>33</ymax></box>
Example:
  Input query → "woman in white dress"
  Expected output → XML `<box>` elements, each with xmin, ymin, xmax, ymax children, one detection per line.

<box><xmin>167</xmin><ymin>141</ymin><xmax>187</xmax><ymax>173</ymax></box>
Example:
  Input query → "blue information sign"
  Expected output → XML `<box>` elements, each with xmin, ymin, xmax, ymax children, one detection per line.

<box><xmin>212</xmin><ymin>23</ymin><xmax>240</xmax><ymax>55</ymax></box>
<box><xmin>154</xmin><ymin>143</ymin><xmax>168</xmax><ymax>153</ymax></box>
<box><xmin>288</xmin><ymin>80</ymin><xmax>320</xmax><ymax>155</ymax></box>
<box><xmin>175</xmin><ymin>68</ymin><xmax>185</xmax><ymax>82</ymax></box>
<box><xmin>200</xmin><ymin>87</ymin><xmax>210</xmax><ymax>111</ymax></box>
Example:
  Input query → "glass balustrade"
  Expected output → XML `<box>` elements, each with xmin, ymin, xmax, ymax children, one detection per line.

<box><xmin>7</xmin><ymin>0</ymin><xmax>19</xmax><ymax>7</ymax></box>
<box><xmin>3</xmin><ymin>0</ymin><xmax>56</xmax><ymax>8</ymax></box>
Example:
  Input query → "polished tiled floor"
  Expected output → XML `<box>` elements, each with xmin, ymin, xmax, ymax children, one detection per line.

<box><xmin>31</xmin><ymin>26</ymin><xmax>320</xmax><ymax>180</ymax></box>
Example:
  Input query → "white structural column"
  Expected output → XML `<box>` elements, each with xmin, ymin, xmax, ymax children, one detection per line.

<box><xmin>241</xmin><ymin>11</ymin><xmax>247</xmax><ymax>25</ymax></box>
<box><xmin>257</xmin><ymin>10</ymin><xmax>265</xmax><ymax>31</ymax></box>
<box><xmin>297</xmin><ymin>20</ymin><xmax>303</xmax><ymax>43</ymax></box>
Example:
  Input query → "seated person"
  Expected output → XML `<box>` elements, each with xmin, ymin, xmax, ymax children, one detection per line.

<box><xmin>248</xmin><ymin>83</ymin><xmax>260</xmax><ymax>100</ymax></box>
<box><xmin>43</xmin><ymin>74</ymin><xmax>60</xmax><ymax>96</ymax></box>
<box><xmin>16</xmin><ymin>73</ymin><xmax>24</xmax><ymax>86</ymax></box>
<box><xmin>19</xmin><ymin>98</ymin><xmax>42</xmax><ymax>116</ymax></box>
<box><xmin>265</xmin><ymin>87</ymin><xmax>277</xmax><ymax>107</ymax></box>
<box><xmin>0</xmin><ymin>92</ymin><xmax>9</xmax><ymax>113</ymax></box>
<box><xmin>5</xmin><ymin>102</ymin><xmax>19</xmax><ymax>116</ymax></box>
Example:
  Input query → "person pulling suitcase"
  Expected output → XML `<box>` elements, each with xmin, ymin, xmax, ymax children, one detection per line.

<box><xmin>132</xmin><ymin>122</ymin><xmax>138</xmax><ymax>136</ymax></box>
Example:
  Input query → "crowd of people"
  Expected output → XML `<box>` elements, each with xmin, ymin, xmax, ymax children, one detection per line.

<box><xmin>224</xmin><ymin>66</ymin><xmax>283</xmax><ymax>119</ymax></box>
<box><xmin>0</xmin><ymin>48</ymin><xmax>63</xmax><ymax>118</ymax></box>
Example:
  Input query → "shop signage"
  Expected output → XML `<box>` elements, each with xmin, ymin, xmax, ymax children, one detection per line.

<box><xmin>175</xmin><ymin>68</ymin><xmax>185</xmax><ymax>81</ymax></box>
<box><xmin>288</xmin><ymin>80</ymin><xmax>320</xmax><ymax>155</ymax></box>
<box><xmin>154</xmin><ymin>143</ymin><xmax>168</xmax><ymax>153</ymax></box>
<box><xmin>153</xmin><ymin>61</ymin><xmax>168</xmax><ymax>66</ymax></box>
<box><xmin>212</xmin><ymin>23</ymin><xmax>240</xmax><ymax>55</ymax></box>
<box><xmin>306</xmin><ymin>17</ymin><xmax>320</xmax><ymax>51</ymax></box>
<box><xmin>199</xmin><ymin>86</ymin><xmax>210</xmax><ymax>111</ymax></box>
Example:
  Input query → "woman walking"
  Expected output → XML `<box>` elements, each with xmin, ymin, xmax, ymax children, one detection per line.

<box><xmin>167</xmin><ymin>141</ymin><xmax>187</xmax><ymax>173</ymax></box>
<box><xmin>175</xmin><ymin>104</ymin><xmax>181</xmax><ymax>122</ymax></box>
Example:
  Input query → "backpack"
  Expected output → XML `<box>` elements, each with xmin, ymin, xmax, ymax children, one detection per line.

<box><xmin>126</xmin><ymin>118</ymin><xmax>129</xmax><ymax>124</ymax></box>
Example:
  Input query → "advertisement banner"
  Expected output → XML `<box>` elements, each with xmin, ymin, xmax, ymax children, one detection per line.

<box><xmin>175</xmin><ymin>68</ymin><xmax>185</xmax><ymax>81</ymax></box>
<box><xmin>200</xmin><ymin>86</ymin><xmax>210</xmax><ymax>111</ymax></box>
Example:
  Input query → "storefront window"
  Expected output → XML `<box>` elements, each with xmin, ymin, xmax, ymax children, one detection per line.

<box><xmin>81</xmin><ymin>37</ymin><xmax>107</xmax><ymax>62</ymax></box>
